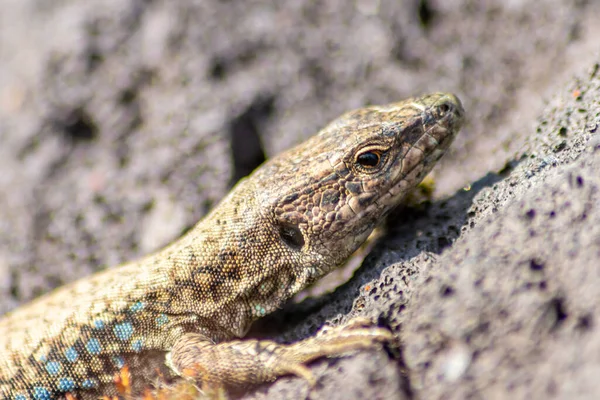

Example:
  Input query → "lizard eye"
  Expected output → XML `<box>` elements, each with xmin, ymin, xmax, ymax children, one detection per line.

<box><xmin>355</xmin><ymin>148</ymin><xmax>387</xmax><ymax>172</ymax></box>
<box><xmin>357</xmin><ymin>151</ymin><xmax>380</xmax><ymax>167</ymax></box>
<box><xmin>278</xmin><ymin>223</ymin><xmax>305</xmax><ymax>250</ymax></box>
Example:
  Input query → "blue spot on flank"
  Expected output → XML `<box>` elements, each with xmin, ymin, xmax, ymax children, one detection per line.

<box><xmin>57</xmin><ymin>377</ymin><xmax>75</xmax><ymax>392</ymax></box>
<box><xmin>93</xmin><ymin>319</ymin><xmax>105</xmax><ymax>329</ymax></box>
<box><xmin>129</xmin><ymin>301</ymin><xmax>145</xmax><ymax>313</ymax></box>
<box><xmin>82</xmin><ymin>378</ymin><xmax>98</xmax><ymax>389</ymax></box>
<box><xmin>14</xmin><ymin>394</ymin><xmax>27</xmax><ymax>400</ymax></box>
<box><xmin>131</xmin><ymin>339</ymin><xmax>144</xmax><ymax>352</ymax></box>
<box><xmin>113</xmin><ymin>321</ymin><xmax>134</xmax><ymax>341</ymax></box>
<box><xmin>112</xmin><ymin>355</ymin><xmax>125</xmax><ymax>368</ymax></box>
<box><xmin>65</xmin><ymin>347</ymin><xmax>78</xmax><ymax>362</ymax></box>
<box><xmin>33</xmin><ymin>387</ymin><xmax>51</xmax><ymax>400</ymax></box>
<box><xmin>156</xmin><ymin>314</ymin><xmax>168</xmax><ymax>327</ymax></box>
<box><xmin>86</xmin><ymin>338</ymin><xmax>102</xmax><ymax>354</ymax></box>
<box><xmin>45</xmin><ymin>361</ymin><xmax>62</xmax><ymax>375</ymax></box>
<box><xmin>38</xmin><ymin>355</ymin><xmax>48</xmax><ymax>362</ymax></box>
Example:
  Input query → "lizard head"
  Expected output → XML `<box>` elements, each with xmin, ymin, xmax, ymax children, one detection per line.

<box><xmin>256</xmin><ymin>92</ymin><xmax>464</xmax><ymax>289</ymax></box>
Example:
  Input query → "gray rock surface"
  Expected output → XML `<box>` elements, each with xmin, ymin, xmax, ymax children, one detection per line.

<box><xmin>1</xmin><ymin>1</ymin><xmax>600</xmax><ymax>399</ymax></box>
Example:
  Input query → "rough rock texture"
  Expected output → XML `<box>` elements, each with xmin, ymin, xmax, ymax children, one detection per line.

<box><xmin>1</xmin><ymin>0</ymin><xmax>600</xmax><ymax>399</ymax></box>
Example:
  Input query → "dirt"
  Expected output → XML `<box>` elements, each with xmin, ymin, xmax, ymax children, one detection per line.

<box><xmin>1</xmin><ymin>1</ymin><xmax>599</xmax><ymax>399</ymax></box>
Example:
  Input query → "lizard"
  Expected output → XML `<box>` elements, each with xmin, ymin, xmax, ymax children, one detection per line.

<box><xmin>0</xmin><ymin>92</ymin><xmax>464</xmax><ymax>399</ymax></box>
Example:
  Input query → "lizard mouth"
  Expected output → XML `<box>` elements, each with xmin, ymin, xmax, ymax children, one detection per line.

<box><xmin>383</xmin><ymin>93</ymin><xmax>464</xmax><ymax>206</ymax></box>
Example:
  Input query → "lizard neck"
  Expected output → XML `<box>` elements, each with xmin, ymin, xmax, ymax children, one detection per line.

<box><xmin>143</xmin><ymin>179</ymin><xmax>324</xmax><ymax>339</ymax></box>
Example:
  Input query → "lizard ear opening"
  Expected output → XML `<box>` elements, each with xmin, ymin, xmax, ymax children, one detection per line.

<box><xmin>278</xmin><ymin>223</ymin><xmax>305</xmax><ymax>250</ymax></box>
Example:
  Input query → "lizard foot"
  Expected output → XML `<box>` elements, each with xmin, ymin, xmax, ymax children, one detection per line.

<box><xmin>168</xmin><ymin>318</ymin><xmax>393</xmax><ymax>396</ymax></box>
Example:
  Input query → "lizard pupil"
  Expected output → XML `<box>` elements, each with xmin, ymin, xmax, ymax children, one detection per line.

<box><xmin>357</xmin><ymin>151</ymin><xmax>380</xmax><ymax>168</ymax></box>
<box><xmin>278</xmin><ymin>223</ymin><xmax>305</xmax><ymax>249</ymax></box>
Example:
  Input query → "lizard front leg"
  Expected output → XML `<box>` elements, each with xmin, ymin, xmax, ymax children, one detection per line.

<box><xmin>168</xmin><ymin>319</ymin><xmax>393</xmax><ymax>395</ymax></box>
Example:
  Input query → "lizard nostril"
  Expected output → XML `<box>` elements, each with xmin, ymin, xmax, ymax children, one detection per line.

<box><xmin>439</xmin><ymin>101</ymin><xmax>453</xmax><ymax>116</ymax></box>
<box><xmin>278</xmin><ymin>223</ymin><xmax>305</xmax><ymax>250</ymax></box>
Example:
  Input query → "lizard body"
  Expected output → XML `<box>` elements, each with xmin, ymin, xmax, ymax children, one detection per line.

<box><xmin>0</xmin><ymin>93</ymin><xmax>464</xmax><ymax>399</ymax></box>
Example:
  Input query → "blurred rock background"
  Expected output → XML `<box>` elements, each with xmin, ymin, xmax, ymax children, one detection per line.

<box><xmin>1</xmin><ymin>1</ymin><xmax>599</xmax><ymax>399</ymax></box>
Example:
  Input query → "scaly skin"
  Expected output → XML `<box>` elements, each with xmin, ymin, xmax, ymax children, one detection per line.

<box><xmin>0</xmin><ymin>93</ymin><xmax>464</xmax><ymax>399</ymax></box>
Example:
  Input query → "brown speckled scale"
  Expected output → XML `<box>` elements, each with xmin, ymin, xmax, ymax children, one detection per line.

<box><xmin>0</xmin><ymin>93</ymin><xmax>464</xmax><ymax>399</ymax></box>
